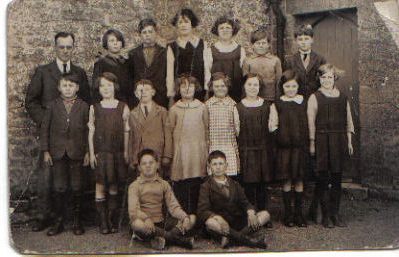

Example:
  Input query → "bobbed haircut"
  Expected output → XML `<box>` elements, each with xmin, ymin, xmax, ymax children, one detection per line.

<box><xmin>138</xmin><ymin>18</ymin><xmax>157</xmax><ymax>33</ymax></box>
<box><xmin>95</xmin><ymin>72</ymin><xmax>120</xmax><ymax>91</ymax></box>
<box><xmin>174</xmin><ymin>73</ymin><xmax>203</xmax><ymax>100</ymax></box>
<box><xmin>55</xmin><ymin>32</ymin><xmax>75</xmax><ymax>45</ymax></box>
<box><xmin>278</xmin><ymin>69</ymin><xmax>299</xmax><ymax>94</ymax></box>
<box><xmin>102</xmin><ymin>29</ymin><xmax>125</xmax><ymax>50</ymax></box>
<box><xmin>242</xmin><ymin>73</ymin><xmax>265</xmax><ymax>98</ymax></box>
<box><xmin>208</xmin><ymin>150</ymin><xmax>227</xmax><ymax>163</ymax></box>
<box><xmin>316</xmin><ymin>63</ymin><xmax>345</xmax><ymax>82</ymax></box>
<box><xmin>294</xmin><ymin>24</ymin><xmax>314</xmax><ymax>38</ymax></box>
<box><xmin>137</xmin><ymin>148</ymin><xmax>159</xmax><ymax>163</ymax></box>
<box><xmin>171</xmin><ymin>8</ymin><xmax>199</xmax><ymax>28</ymax></box>
<box><xmin>211</xmin><ymin>16</ymin><xmax>240</xmax><ymax>36</ymax></box>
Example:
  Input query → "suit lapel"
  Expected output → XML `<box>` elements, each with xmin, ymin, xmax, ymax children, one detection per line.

<box><xmin>69</xmin><ymin>98</ymin><xmax>81</xmax><ymax>116</ymax></box>
<box><xmin>55</xmin><ymin>98</ymin><xmax>68</xmax><ymax>119</ymax></box>
<box><xmin>294</xmin><ymin>53</ymin><xmax>306</xmax><ymax>73</ymax></box>
<box><xmin>48</xmin><ymin>61</ymin><xmax>62</xmax><ymax>82</ymax></box>
<box><xmin>144</xmin><ymin>104</ymin><xmax>160</xmax><ymax>124</ymax></box>
<box><xmin>306</xmin><ymin>52</ymin><xmax>318</xmax><ymax>72</ymax></box>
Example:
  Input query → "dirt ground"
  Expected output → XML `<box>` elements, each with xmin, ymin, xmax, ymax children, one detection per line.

<box><xmin>9</xmin><ymin>194</ymin><xmax>399</xmax><ymax>255</ymax></box>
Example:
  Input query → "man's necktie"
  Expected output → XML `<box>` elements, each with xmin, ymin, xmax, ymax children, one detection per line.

<box><xmin>144</xmin><ymin>106</ymin><xmax>149</xmax><ymax>117</ymax></box>
<box><xmin>63</xmin><ymin>63</ymin><xmax>67</xmax><ymax>74</ymax></box>
<box><xmin>302</xmin><ymin>54</ymin><xmax>308</xmax><ymax>62</ymax></box>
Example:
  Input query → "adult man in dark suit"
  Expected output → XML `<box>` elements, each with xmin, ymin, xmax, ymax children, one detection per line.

<box><xmin>25</xmin><ymin>32</ymin><xmax>91</xmax><ymax>232</ymax></box>
<box><xmin>127</xmin><ymin>18</ymin><xmax>168</xmax><ymax>108</ymax></box>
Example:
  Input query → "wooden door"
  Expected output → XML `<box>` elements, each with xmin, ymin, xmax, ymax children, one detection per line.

<box><xmin>295</xmin><ymin>9</ymin><xmax>360</xmax><ymax>182</ymax></box>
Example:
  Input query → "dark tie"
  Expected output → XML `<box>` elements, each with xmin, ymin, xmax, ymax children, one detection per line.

<box><xmin>63</xmin><ymin>63</ymin><xmax>67</xmax><ymax>74</ymax></box>
<box><xmin>144</xmin><ymin>106</ymin><xmax>149</xmax><ymax>117</ymax></box>
<box><xmin>302</xmin><ymin>54</ymin><xmax>308</xmax><ymax>62</ymax></box>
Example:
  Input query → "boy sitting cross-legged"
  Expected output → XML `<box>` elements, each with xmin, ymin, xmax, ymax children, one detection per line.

<box><xmin>197</xmin><ymin>150</ymin><xmax>270</xmax><ymax>249</ymax></box>
<box><xmin>128</xmin><ymin>149</ymin><xmax>196</xmax><ymax>250</ymax></box>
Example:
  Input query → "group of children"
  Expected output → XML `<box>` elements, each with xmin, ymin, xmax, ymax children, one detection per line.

<box><xmin>38</xmin><ymin>8</ymin><xmax>355</xmax><ymax>250</ymax></box>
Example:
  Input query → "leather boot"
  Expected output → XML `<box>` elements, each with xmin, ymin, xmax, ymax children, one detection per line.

<box><xmin>308</xmin><ymin>182</ymin><xmax>321</xmax><ymax>224</ymax></box>
<box><xmin>228</xmin><ymin>228</ymin><xmax>267</xmax><ymax>249</ymax></box>
<box><xmin>320</xmin><ymin>189</ymin><xmax>334</xmax><ymax>228</ymax></box>
<box><xmin>154</xmin><ymin>227</ymin><xmax>195</xmax><ymax>249</ymax></box>
<box><xmin>330</xmin><ymin>187</ymin><xmax>346</xmax><ymax>227</ymax></box>
<box><xmin>72</xmin><ymin>192</ymin><xmax>85</xmax><ymax>235</ymax></box>
<box><xmin>96</xmin><ymin>200</ymin><xmax>109</xmax><ymax>234</ymax></box>
<box><xmin>294</xmin><ymin>192</ymin><xmax>307</xmax><ymax>227</ymax></box>
<box><xmin>47</xmin><ymin>192</ymin><xmax>65</xmax><ymax>236</ymax></box>
<box><xmin>283</xmin><ymin>192</ymin><xmax>294</xmax><ymax>227</ymax></box>
<box><xmin>108</xmin><ymin>194</ymin><xmax>119</xmax><ymax>233</ymax></box>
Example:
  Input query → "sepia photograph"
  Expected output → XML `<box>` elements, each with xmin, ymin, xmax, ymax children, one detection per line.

<box><xmin>6</xmin><ymin>0</ymin><xmax>399</xmax><ymax>255</ymax></box>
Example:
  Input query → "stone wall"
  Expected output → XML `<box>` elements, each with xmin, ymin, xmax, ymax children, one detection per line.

<box><xmin>284</xmin><ymin>0</ymin><xmax>399</xmax><ymax>190</ymax></box>
<box><xmin>7</xmin><ymin>0</ymin><xmax>274</xmax><ymax>197</ymax></box>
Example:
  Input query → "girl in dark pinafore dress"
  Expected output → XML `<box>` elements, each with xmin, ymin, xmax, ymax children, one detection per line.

<box><xmin>237</xmin><ymin>73</ymin><xmax>273</xmax><ymax>224</ymax></box>
<box><xmin>269</xmin><ymin>70</ymin><xmax>308</xmax><ymax>227</ymax></box>
<box><xmin>167</xmin><ymin>8</ymin><xmax>210</xmax><ymax>105</ymax></box>
<box><xmin>88</xmin><ymin>72</ymin><xmax>130</xmax><ymax>234</ymax></box>
<box><xmin>307</xmin><ymin>64</ymin><xmax>354</xmax><ymax>228</ymax></box>
<box><xmin>206</xmin><ymin>16</ymin><xmax>246</xmax><ymax>102</ymax></box>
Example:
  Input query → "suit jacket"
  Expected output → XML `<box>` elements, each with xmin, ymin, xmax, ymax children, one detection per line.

<box><xmin>40</xmin><ymin>97</ymin><xmax>89</xmax><ymax>161</ymax></box>
<box><xmin>25</xmin><ymin>61</ymin><xmax>91</xmax><ymax>127</ymax></box>
<box><xmin>127</xmin><ymin>44</ymin><xmax>168</xmax><ymax>107</ymax></box>
<box><xmin>128</xmin><ymin>102</ymin><xmax>172</xmax><ymax>165</ymax></box>
<box><xmin>284</xmin><ymin>51</ymin><xmax>326</xmax><ymax>98</ymax></box>
<box><xmin>197</xmin><ymin>176</ymin><xmax>254</xmax><ymax>225</ymax></box>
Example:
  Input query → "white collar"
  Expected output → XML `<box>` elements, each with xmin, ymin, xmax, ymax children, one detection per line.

<box><xmin>299</xmin><ymin>50</ymin><xmax>311</xmax><ymax>55</ymax></box>
<box><xmin>56</xmin><ymin>58</ymin><xmax>71</xmax><ymax>73</ymax></box>
<box><xmin>241</xmin><ymin>97</ymin><xmax>264</xmax><ymax>107</ymax></box>
<box><xmin>174</xmin><ymin>99</ymin><xmax>203</xmax><ymax>109</ymax></box>
<box><xmin>280</xmin><ymin>95</ymin><xmax>304</xmax><ymax>104</ymax></box>
<box><xmin>214</xmin><ymin>41</ymin><xmax>239</xmax><ymax>52</ymax></box>
<box><xmin>318</xmin><ymin>87</ymin><xmax>340</xmax><ymax>97</ymax></box>
<box><xmin>206</xmin><ymin>96</ymin><xmax>235</xmax><ymax>106</ymax></box>
<box><xmin>176</xmin><ymin>36</ymin><xmax>200</xmax><ymax>48</ymax></box>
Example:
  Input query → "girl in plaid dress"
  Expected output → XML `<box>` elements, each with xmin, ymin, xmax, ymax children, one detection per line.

<box><xmin>205</xmin><ymin>72</ymin><xmax>240</xmax><ymax>180</ymax></box>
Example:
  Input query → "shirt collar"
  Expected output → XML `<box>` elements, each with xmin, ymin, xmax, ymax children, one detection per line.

<box><xmin>175</xmin><ymin>99</ymin><xmax>202</xmax><ymax>108</ymax></box>
<box><xmin>318</xmin><ymin>87</ymin><xmax>340</xmax><ymax>97</ymax></box>
<box><xmin>299</xmin><ymin>49</ymin><xmax>311</xmax><ymax>55</ymax></box>
<box><xmin>252</xmin><ymin>52</ymin><xmax>273</xmax><ymax>58</ymax></box>
<box><xmin>214</xmin><ymin>41</ymin><xmax>238</xmax><ymax>52</ymax></box>
<box><xmin>207</xmin><ymin>96</ymin><xmax>235</xmax><ymax>106</ymax></box>
<box><xmin>56</xmin><ymin>58</ymin><xmax>71</xmax><ymax>73</ymax></box>
<box><xmin>61</xmin><ymin>95</ymin><xmax>77</xmax><ymax>103</ymax></box>
<box><xmin>176</xmin><ymin>36</ymin><xmax>200</xmax><ymax>48</ymax></box>
<box><xmin>137</xmin><ymin>174</ymin><xmax>162</xmax><ymax>184</ymax></box>
<box><xmin>280</xmin><ymin>95</ymin><xmax>304</xmax><ymax>104</ymax></box>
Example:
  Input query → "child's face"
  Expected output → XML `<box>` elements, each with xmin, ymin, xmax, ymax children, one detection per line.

<box><xmin>138</xmin><ymin>155</ymin><xmax>159</xmax><ymax>178</ymax></box>
<box><xmin>218</xmin><ymin>23</ymin><xmax>233</xmax><ymax>41</ymax></box>
<box><xmin>212</xmin><ymin>79</ymin><xmax>228</xmax><ymax>98</ymax></box>
<box><xmin>141</xmin><ymin>26</ymin><xmax>157</xmax><ymax>46</ymax></box>
<box><xmin>58</xmin><ymin>79</ymin><xmax>79</xmax><ymax>99</ymax></box>
<box><xmin>253</xmin><ymin>38</ymin><xmax>269</xmax><ymax>55</ymax></box>
<box><xmin>244</xmin><ymin>77</ymin><xmax>260</xmax><ymax>98</ymax></box>
<box><xmin>209</xmin><ymin>157</ymin><xmax>227</xmax><ymax>177</ymax></box>
<box><xmin>282</xmin><ymin>79</ymin><xmax>299</xmax><ymax>98</ymax></box>
<box><xmin>177</xmin><ymin>16</ymin><xmax>193</xmax><ymax>36</ymax></box>
<box><xmin>296</xmin><ymin>35</ymin><xmax>313</xmax><ymax>52</ymax></box>
<box><xmin>99</xmin><ymin>77</ymin><xmax>115</xmax><ymax>99</ymax></box>
<box><xmin>179</xmin><ymin>80</ymin><xmax>196</xmax><ymax>100</ymax></box>
<box><xmin>135</xmin><ymin>83</ymin><xmax>155</xmax><ymax>103</ymax></box>
<box><xmin>319</xmin><ymin>71</ymin><xmax>335</xmax><ymax>90</ymax></box>
<box><xmin>107</xmin><ymin>34</ymin><xmax>123</xmax><ymax>54</ymax></box>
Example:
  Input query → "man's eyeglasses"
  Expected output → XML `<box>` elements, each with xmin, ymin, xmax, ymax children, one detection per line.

<box><xmin>57</xmin><ymin>45</ymin><xmax>73</xmax><ymax>50</ymax></box>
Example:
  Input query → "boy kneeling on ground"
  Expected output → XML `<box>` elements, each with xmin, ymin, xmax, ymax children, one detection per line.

<box><xmin>128</xmin><ymin>149</ymin><xmax>196</xmax><ymax>250</ymax></box>
<box><xmin>197</xmin><ymin>150</ymin><xmax>269</xmax><ymax>249</ymax></box>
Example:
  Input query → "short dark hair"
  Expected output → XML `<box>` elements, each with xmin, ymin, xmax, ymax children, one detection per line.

<box><xmin>135</xmin><ymin>79</ymin><xmax>156</xmax><ymax>92</ymax></box>
<box><xmin>102</xmin><ymin>29</ymin><xmax>125</xmax><ymax>50</ymax></box>
<box><xmin>58</xmin><ymin>73</ymin><xmax>80</xmax><ymax>87</ymax></box>
<box><xmin>54</xmin><ymin>32</ymin><xmax>75</xmax><ymax>45</ymax></box>
<box><xmin>138</xmin><ymin>18</ymin><xmax>157</xmax><ymax>33</ymax></box>
<box><xmin>278</xmin><ymin>70</ymin><xmax>299</xmax><ymax>95</ymax></box>
<box><xmin>137</xmin><ymin>148</ymin><xmax>159</xmax><ymax>163</ymax></box>
<box><xmin>250</xmin><ymin>28</ymin><xmax>270</xmax><ymax>44</ymax></box>
<box><xmin>294</xmin><ymin>24</ymin><xmax>314</xmax><ymax>38</ymax></box>
<box><xmin>171</xmin><ymin>8</ymin><xmax>199</xmax><ymax>28</ymax></box>
<box><xmin>208</xmin><ymin>150</ymin><xmax>227</xmax><ymax>163</ymax></box>
<box><xmin>242</xmin><ymin>73</ymin><xmax>265</xmax><ymax>98</ymax></box>
<box><xmin>95</xmin><ymin>72</ymin><xmax>120</xmax><ymax>91</ymax></box>
<box><xmin>207</xmin><ymin>72</ymin><xmax>231</xmax><ymax>96</ymax></box>
<box><xmin>211</xmin><ymin>16</ymin><xmax>240</xmax><ymax>36</ymax></box>
<box><xmin>174</xmin><ymin>73</ymin><xmax>203</xmax><ymax>100</ymax></box>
